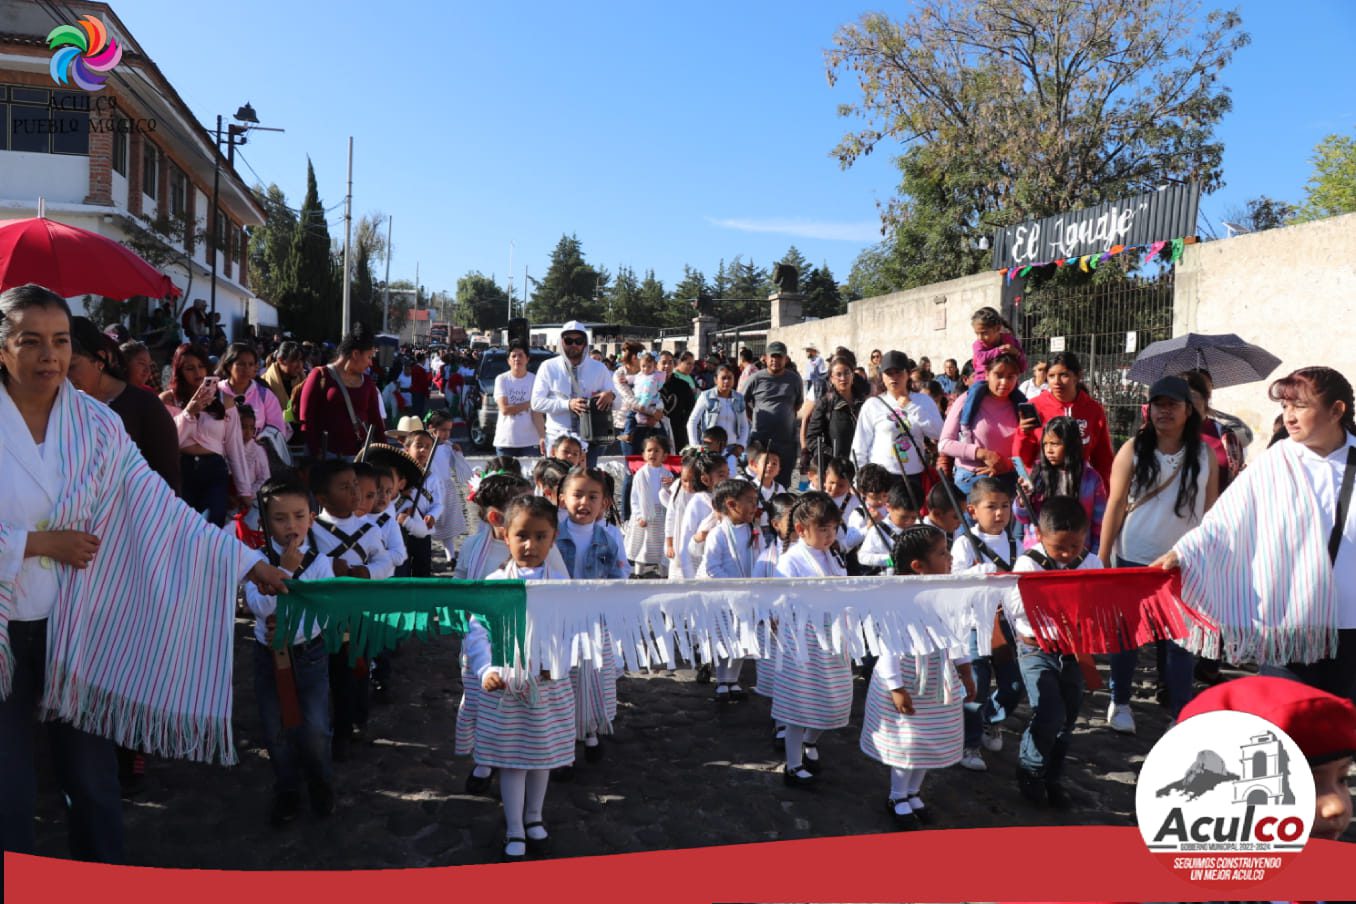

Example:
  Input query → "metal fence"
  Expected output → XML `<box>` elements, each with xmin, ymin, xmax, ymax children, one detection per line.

<box><xmin>714</xmin><ymin>318</ymin><xmax>770</xmax><ymax>359</ymax></box>
<box><xmin>1014</xmin><ymin>272</ymin><xmax>1175</xmax><ymax>444</ymax></box>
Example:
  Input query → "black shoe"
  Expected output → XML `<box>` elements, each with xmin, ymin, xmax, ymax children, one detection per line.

<box><xmin>695</xmin><ymin>664</ymin><xmax>712</xmax><ymax>684</ymax></box>
<box><xmin>309</xmin><ymin>780</ymin><xmax>336</xmax><ymax>817</ymax></box>
<box><xmin>1194</xmin><ymin>661</ymin><xmax>1225</xmax><ymax>686</ymax></box>
<box><xmin>783</xmin><ymin>766</ymin><xmax>816</xmax><ymax>788</ymax></box>
<box><xmin>1045</xmin><ymin>781</ymin><xmax>1072</xmax><ymax>810</ymax></box>
<box><xmin>524</xmin><ymin>821</ymin><xmax>550</xmax><ymax>855</ymax></box>
<box><xmin>583</xmin><ymin>741</ymin><xmax>604</xmax><ymax>763</ymax></box>
<box><xmin>908</xmin><ymin>795</ymin><xmax>933</xmax><ymax>824</ymax></box>
<box><xmin>801</xmin><ymin>743</ymin><xmax>821</xmax><ymax>774</ymax></box>
<box><xmin>502</xmin><ymin>836</ymin><xmax>527</xmax><ymax>862</ymax></box>
<box><xmin>728</xmin><ymin>684</ymin><xmax>747</xmax><ymax>702</ymax></box>
<box><xmin>886</xmin><ymin>797</ymin><xmax>920</xmax><ymax>830</ymax></box>
<box><xmin>714</xmin><ymin>684</ymin><xmax>732</xmax><ymax>704</ymax></box>
<box><xmin>1017</xmin><ymin>769</ymin><xmax>1048</xmax><ymax>808</ymax></box>
<box><xmin>552</xmin><ymin>765</ymin><xmax>575</xmax><ymax>783</ymax></box>
<box><xmin>465</xmin><ymin>767</ymin><xmax>496</xmax><ymax>795</ymax></box>
<box><xmin>270</xmin><ymin>789</ymin><xmax>303</xmax><ymax>827</ymax></box>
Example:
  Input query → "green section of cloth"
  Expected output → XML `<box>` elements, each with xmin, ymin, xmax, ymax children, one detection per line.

<box><xmin>274</xmin><ymin>578</ymin><xmax>527</xmax><ymax>665</ymax></box>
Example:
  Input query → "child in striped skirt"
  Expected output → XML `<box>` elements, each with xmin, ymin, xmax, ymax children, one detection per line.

<box><xmin>772</xmin><ymin>491</ymin><xmax>853</xmax><ymax>786</ymax></box>
<box><xmin>859</xmin><ymin>524</ymin><xmax>974</xmax><ymax>829</ymax></box>
<box><xmin>462</xmin><ymin>494</ymin><xmax>575</xmax><ymax>862</ymax></box>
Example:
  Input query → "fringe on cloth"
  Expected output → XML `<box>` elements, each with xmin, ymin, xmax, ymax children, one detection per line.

<box><xmin>1015</xmin><ymin>567</ymin><xmax>1218</xmax><ymax>655</ymax></box>
<box><xmin>1174</xmin><ymin>439</ymin><xmax>1341</xmax><ymax>666</ymax></box>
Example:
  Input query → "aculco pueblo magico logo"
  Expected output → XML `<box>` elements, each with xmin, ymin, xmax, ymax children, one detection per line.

<box><xmin>46</xmin><ymin>15</ymin><xmax>123</xmax><ymax>91</ymax></box>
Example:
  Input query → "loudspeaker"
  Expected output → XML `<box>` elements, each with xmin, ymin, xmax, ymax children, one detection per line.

<box><xmin>507</xmin><ymin>317</ymin><xmax>529</xmax><ymax>348</ymax></box>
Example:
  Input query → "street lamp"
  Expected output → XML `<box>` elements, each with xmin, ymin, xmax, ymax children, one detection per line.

<box><xmin>208</xmin><ymin>102</ymin><xmax>283</xmax><ymax>330</ymax></box>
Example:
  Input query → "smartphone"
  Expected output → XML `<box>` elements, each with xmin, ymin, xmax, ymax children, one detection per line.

<box><xmin>202</xmin><ymin>376</ymin><xmax>221</xmax><ymax>388</ymax></box>
<box><xmin>1011</xmin><ymin>456</ymin><xmax>1031</xmax><ymax>481</ymax></box>
<box><xmin>1017</xmin><ymin>401</ymin><xmax>1040</xmax><ymax>425</ymax></box>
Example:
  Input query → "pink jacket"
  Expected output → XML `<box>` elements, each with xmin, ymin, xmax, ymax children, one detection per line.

<box><xmin>971</xmin><ymin>332</ymin><xmax>1027</xmax><ymax>379</ymax></box>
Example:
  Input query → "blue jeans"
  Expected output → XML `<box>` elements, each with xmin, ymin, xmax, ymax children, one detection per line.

<box><xmin>496</xmin><ymin>445</ymin><xmax>540</xmax><ymax>458</ymax></box>
<box><xmin>1106</xmin><ymin>556</ymin><xmax>1196</xmax><ymax>716</ymax></box>
<box><xmin>963</xmin><ymin>622</ymin><xmax>1025</xmax><ymax>748</ymax></box>
<box><xmin>181</xmin><ymin>452</ymin><xmax>229</xmax><ymax>527</ymax></box>
<box><xmin>0</xmin><ymin>619</ymin><xmax>124</xmax><ymax>861</ymax></box>
<box><xmin>1017</xmin><ymin>641</ymin><xmax>1084</xmax><ymax>779</ymax></box>
<box><xmin>253</xmin><ymin>637</ymin><xmax>333</xmax><ymax>793</ymax></box>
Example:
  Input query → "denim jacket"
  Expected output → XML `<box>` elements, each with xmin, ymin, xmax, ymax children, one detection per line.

<box><xmin>556</xmin><ymin>522</ymin><xmax>629</xmax><ymax>580</ymax></box>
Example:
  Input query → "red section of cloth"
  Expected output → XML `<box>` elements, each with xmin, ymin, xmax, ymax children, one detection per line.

<box><xmin>625</xmin><ymin>454</ymin><xmax>685</xmax><ymax>475</ymax></box>
<box><xmin>1016</xmin><ymin>567</ymin><xmax>1216</xmax><ymax>655</ymax></box>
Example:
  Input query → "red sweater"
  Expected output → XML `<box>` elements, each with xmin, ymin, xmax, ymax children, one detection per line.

<box><xmin>1012</xmin><ymin>388</ymin><xmax>1116</xmax><ymax>487</ymax></box>
<box><xmin>298</xmin><ymin>365</ymin><xmax>384</xmax><ymax>457</ymax></box>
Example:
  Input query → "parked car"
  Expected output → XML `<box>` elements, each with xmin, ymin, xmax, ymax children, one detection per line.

<box><xmin>469</xmin><ymin>346</ymin><xmax>556</xmax><ymax>449</ymax></box>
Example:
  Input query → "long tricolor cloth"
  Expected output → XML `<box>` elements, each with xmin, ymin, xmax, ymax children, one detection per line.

<box><xmin>0</xmin><ymin>382</ymin><xmax>259</xmax><ymax>766</ymax></box>
<box><xmin>277</xmin><ymin>569</ymin><xmax>1213</xmax><ymax>675</ymax></box>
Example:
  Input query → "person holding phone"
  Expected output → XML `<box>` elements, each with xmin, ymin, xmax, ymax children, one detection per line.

<box><xmin>1012</xmin><ymin>351</ymin><xmax>1116</xmax><ymax>487</ymax></box>
<box><xmin>938</xmin><ymin>352</ymin><xmax>1025</xmax><ymax>494</ymax></box>
<box><xmin>530</xmin><ymin>321</ymin><xmax>614</xmax><ymax>468</ymax></box>
<box><xmin>161</xmin><ymin>343</ymin><xmax>250</xmax><ymax>526</ymax></box>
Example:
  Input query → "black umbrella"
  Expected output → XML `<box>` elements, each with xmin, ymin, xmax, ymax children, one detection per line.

<box><xmin>1127</xmin><ymin>333</ymin><xmax>1282</xmax><ymax>389</ymax></box>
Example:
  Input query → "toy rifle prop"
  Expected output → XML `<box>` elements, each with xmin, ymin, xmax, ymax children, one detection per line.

<box><xmin>412</xmin><ymin>438</ymin><xmax>440</xmax><ymax>518</ymax></box>
<box><xmin>890</xmin><ymin>410</ymin><xmax>1018</xmax><ymax>668</ymax></box>
<box><xmin>257</xmin><ymin>487</ymin><xmax>303</xmax><ymax>730</ymax></box>
<box><xmin>848</xmin><ymin>482</ymin><xmax>896</xmax><ymax>572</ymax></box>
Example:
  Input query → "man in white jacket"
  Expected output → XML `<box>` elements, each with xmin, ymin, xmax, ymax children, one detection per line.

<box><xmin>530</xmin><ymin>321</ymin><xmax>615</xmax><ymax>467</ymax></box>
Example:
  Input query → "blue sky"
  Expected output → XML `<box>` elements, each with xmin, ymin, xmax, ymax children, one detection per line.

<box><xmin>110</xmin><ymin>0</ymin><xmax>1354</xmax><ymax>300</ymax></box>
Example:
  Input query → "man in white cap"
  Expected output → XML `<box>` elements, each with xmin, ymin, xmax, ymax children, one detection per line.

<box><xmin>804</xmin><ymin>342</ymin><xmax>827</xmax><ymax>403</ymax></box>
<box><xmin>531</xmin><ymin>321</ymin><xmax>615</xmax><ymax>467</ymax></box>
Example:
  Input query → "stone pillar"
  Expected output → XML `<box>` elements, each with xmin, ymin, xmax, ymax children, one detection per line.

<box><xmin>769</xmin><ymin>290</ymin><xmax>804</xmax><ymax>330</ymax></box>
<box><xmin>691</xmin><ymin>314</ymin><xmax>718</xmax><ymax>359</ymax></box>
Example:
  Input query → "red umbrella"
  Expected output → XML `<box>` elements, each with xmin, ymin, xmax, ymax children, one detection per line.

<box><xmin>0</xmin><ymin>216</ymin><xmax>181</xmax><ymax>299</ymax></box>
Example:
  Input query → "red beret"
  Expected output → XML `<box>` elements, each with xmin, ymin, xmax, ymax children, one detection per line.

<box><xmin>1178</xmin><ymin>676</ymin><xmax>1356</xmax><ymax>765</ymax></box>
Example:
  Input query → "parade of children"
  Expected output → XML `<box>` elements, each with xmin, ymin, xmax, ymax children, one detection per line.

<box><xmin>8</xmin><ymin>305</ymin><xmax>1355</xmax><ymax>870</ymax></box>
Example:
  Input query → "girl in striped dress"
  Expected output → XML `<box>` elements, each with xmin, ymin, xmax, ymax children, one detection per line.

<box><xmin>555</xmin><ymin>466</ymin><xmax>629</xmax><ymax>762</ymax></box>
<box><xmin>625</xmin><ymin>434</ymin><xmax>673</xmax><ymax>577</ymax></box>
<box><xmin>754</xmin><ymin>492</ymin><xmax>798</xmax><ymax>745</ymax></box>
<box><xmin>462</xmin><ymin>495</ymin><xmax>575</xmax><ymax>861</ymax></box>
<box><xmin>773</xmin><ymin>491</ymin><xmax>853</xmax><ymax>786</ymax></box>
<box><xmin>859</xmin><ymin>524</ymin><xmax>975</xmax><ymax>829</ymax></box>
<box><xmin>454</xmin><ymin>472</ymin><xmax>533</xmax><ymax>795</ymax></box>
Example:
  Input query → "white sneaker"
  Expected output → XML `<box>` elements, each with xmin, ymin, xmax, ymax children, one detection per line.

<box><xmin>1107</xmin><ymin>702</ymin><xmax>1136</xmax><ymax>735</ymax></box>
<box><xmin>959</xmin><ymin>747</ymin><xmax>988</xmax><ymax>771</ymax></box>
<box><xmin>981</xmin><ymin>724</ymin><xmax>1003</xmax><ymax>752</ymax></box>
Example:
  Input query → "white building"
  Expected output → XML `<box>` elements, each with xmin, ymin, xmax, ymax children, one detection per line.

<box><xmin>0</xmin><ymin>0</ymin><xmax>273</xmax><ymax>339</ymax></box>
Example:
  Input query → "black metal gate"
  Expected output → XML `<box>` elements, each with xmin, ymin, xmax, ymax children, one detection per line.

<box><xmin>1014</xmin><ymin>272</ymin><xmax>1174</xmax><ymax>445</ymax></box>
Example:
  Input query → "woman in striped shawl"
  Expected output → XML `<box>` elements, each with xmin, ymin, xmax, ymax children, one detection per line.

<box><xmin>0</xmin><ymin>285</ymin><xmax>289</xmax><ymax>863</ymax></box>
<box><xmin>1156</xmin><ymin>366</ymin><xmax>1356</xmax><ymax>702</ymax></box>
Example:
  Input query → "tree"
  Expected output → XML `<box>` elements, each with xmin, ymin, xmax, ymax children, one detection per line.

<box><xmin>350</xmin><ymin>212</ymin><xmax>388</xmax><ymax>329</ymax></box>
<box><xmin>636</xmin><ymin>269</ymin><xmax>674</xmax><ymax>327</ymax></box>
<box><xmin>607</xmin><ymin>265</ymin><xmax>642</xmax><ymax>324</ymax></box>
<box><xmin>1297</xmin><ymin>130</ymin><xmax>1356</xmax><ymax>222</ymax></box>
<box><xmin>1222</xmin><ymin>195</ymin><xmax>1296</xmax><ymax>234</ymax></box>
<box><xmin>802</xmin><ymin>263</ymin><xmax>844</xmax><ymax>319</ymax></box>
<box><xmin>846</xmin><ymin>242</ymin><xmax>897</xmax><ymax>300</ymax></box>
<box><xmin>455</xmin><ymin>271</ymin><xmax>510</xmax><ymax>331</ymax></box>
<box><xmin>826</xmin><ymin>1</ymin><xmax>1248</xmax><ymax>289</ymax></box>
<box><xmin>279</xmin><ymin>158</ymin><xmax>339</xmax><ymax>340</ymax></box>
<box><xmin>528</xmin><ymin>234</ymin><xmax>608</xmax><ymax>322</ymax></box>
<box><xmin>724</xmin><ymin>257</ymin><xmax>770</xmax><ymax>324</ymax></box>
<box><xmin>247</xmin><ymin>183</ymin><xmax>296</xmax><ymax>304</ymax></box>
<box><xmin>667</xmin><ymin>265</ymin><xmax>709</xmax><ymax>328</ymax></box>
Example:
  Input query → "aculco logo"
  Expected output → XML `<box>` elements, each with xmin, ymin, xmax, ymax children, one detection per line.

<box><xmin>1136</xmin><ymin>709</ymin><xmax>1314</xmax><ymax>886</ymax></box>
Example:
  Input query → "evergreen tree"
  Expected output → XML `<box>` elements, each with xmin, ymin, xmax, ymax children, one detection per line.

<box><xmin>802</xmin><ymin>263</ymin><xmax>844</xmax><ymax>318</ymax></box>
<box><xmin>636</xmin><ymin>269</ymin><xmax>672</xmax><ymax>326</ymax></box>
<box><xmin>454</xmin><ymin>271</ymin><xmax>510</xmax><ymax>331</ymax></box>
<box><xmin>777</xmin><ymin>245</ymin><xmax>811</xmax><ymax>284</ymax></box>
<box><xmin>670</xmin><ymin>265</ymin><xmax>710</xmax><ymax>327</ymax></box>
<box><xmin>608</xmin><ymin>265</ymin><xmax>642</xmax><ymax>324</ymax></box>
<box><xmin>280</xmin><ymin>159</ymin><xmax>339</xmax><ymax>340</ymax></box>
<box><xmin>528</xmin><ymin>234</ymin><xmax>608</xmax><ymax>322</ymax></box>
<box><xmin>247</xmin><ymin>183</ymin><xmax>296</xmax><ymax>304</ymax></box>
<box><xmin>725</xmin><ymin>256</ymin><xmax>770</xmax><ymax>324</ymax></box>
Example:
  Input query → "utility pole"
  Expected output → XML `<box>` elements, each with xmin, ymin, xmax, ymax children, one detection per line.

<box><xmin>381</xmin><ymin>214</ymin><xmax>393</xmax><ymax>333</ymax></box>
<box><xmin>340</xmin><ymin>136</ymin><xmax>353</xmax><ymax>336</ymax></box>
<box><xmin>507</xmin><ymin>241</ymin><xmax>515</xmax><ymax>322</ymax></box>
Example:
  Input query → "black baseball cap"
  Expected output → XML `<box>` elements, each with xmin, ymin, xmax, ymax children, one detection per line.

<box><xmin>1148</xmin><ymin>376</ymin><xmax>1191</xmax><ymax>404</ymax></box>
<box><xmin>880</xmin><ymin>350</ymin><xmax>913</xmax><ymax>373</ymax></box>
<box><xmin>767</xmin><ymin>341</ymin><xmax>788</xmax><ymax>356</ymax></box>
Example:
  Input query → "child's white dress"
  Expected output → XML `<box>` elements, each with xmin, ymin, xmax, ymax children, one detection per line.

<box><xmin>770</xmin><ymin>541</ymin><xmax>854</xmax><ymax>730</ymax></box>
<box><xmin>859</xmin><ymin>640</ymin><xmax>965</xmax><ymax>769</ymax></box>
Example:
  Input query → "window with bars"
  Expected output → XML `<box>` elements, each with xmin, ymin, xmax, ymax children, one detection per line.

<box><xmin>169</xmin><ymin>164</ymin><xmax>187</xmax><ymax>217</ymax></box>
<box><xmin>142</xmin><ymin>141</ymin><xmax>159</xmax><ymax>199</ymax></box>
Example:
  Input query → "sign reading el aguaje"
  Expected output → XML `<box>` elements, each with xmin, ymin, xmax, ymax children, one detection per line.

<box><xmin>991</xmin><ymin>183</ymin><xmax>1200</xmax><ymax>270</ymax></box>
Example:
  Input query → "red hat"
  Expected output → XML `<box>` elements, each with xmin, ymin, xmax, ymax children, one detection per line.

<box><xmin>1178</xmin><ymin>676</ymin><xmax>1356</xmax><ymax>765</ymax></box>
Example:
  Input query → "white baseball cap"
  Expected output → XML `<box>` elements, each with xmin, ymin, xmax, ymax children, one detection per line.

<box><xmin>561</xmin><ymin>320</ymin><xmax>588</xmax><ymax>335</ymax></box>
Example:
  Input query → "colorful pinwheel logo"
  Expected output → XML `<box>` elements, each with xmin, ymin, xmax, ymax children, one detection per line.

<box><xmin>47</xmin><ymin>15</ymin><xmax>123</xmax><ymax>91</ymax></box>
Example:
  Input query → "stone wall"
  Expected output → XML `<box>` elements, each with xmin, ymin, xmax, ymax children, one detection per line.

<box><xmin>767</xmin><ymin>270</ymin><xmax>1003</xmax><ymax>366</ymax></box>
<box><xmin>1173</xmin><ymin>212</ymin><xmax>1356</xmax><ymax>454</ymax></box>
